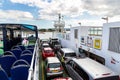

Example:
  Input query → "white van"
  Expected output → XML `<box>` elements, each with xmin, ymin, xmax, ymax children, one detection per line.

<box><xmin>65</xmin><ymin>57</ymin><xmax>119</xmax><ymax>80</ymax></box>
<box><xmin>57</xmin><ymin>48</ymin><xmax>77</xmax><ymax>63</ymax></box>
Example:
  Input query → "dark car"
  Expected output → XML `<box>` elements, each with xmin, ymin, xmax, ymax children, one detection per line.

<box><xmin>49</xmin><ymin>38</ymin><xmax>59</xmax><ymax>48</ymax></box>
<box><xmin>52</xmin><ymin>42</ymin><xmax>61</xmax><ymax>52</ymax></box>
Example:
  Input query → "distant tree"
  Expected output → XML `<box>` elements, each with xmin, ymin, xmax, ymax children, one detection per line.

<box><xmin>47</xmin><ymin>28</ymin><xmax>55</xmax><ymax>32</ymax></box>
<box><xmin>39</xmin><ymin>29</ymin><xmax>46</xmax><ymax>32</ymax></box>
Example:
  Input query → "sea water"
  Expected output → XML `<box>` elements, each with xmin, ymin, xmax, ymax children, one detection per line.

<box><xmin>38</xmin><ymin>32</ymin><xmax>53</xmax><ymax>39</ymax></box>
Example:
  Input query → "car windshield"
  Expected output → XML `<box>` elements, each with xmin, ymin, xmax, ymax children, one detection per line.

<box><xmin>65</xmin><ymin>53</ymin><xmax>76</xmax><ymax>57</ymax></box>
<box><xmin>43</xmin><ymin>45</ymin><xmax>49</xmax><ymax>47</ymax></box>
<box><xmin>52</xmin><ymin>39</ymin><xmax>58</xmax><ymax>41</ymax></box>
<box><xmin>48</xmin><ymin>63</ymin><xmax>61</xmax><ymax>68</ymax></box>
<box><xmin>44</xmin><ymin>50</ymin><xmax>53</xmax><ymax>53</ymax></box>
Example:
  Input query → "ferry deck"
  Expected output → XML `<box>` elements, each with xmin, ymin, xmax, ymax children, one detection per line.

<box><xmin>0</xmin><ymin>22</ymin><xmax>120</xmax><ymax>80</ymax></box>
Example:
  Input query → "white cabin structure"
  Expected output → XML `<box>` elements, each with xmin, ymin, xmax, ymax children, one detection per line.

<box><xmin>56</xmin><ymin>22</ymin><xmax>120</xmax><ymax>76</ymax></box>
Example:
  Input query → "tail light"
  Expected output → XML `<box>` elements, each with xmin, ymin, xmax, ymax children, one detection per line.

<box><xmin>60</xmin><ymin>66</ymin><xmax>63</xmax><ymax>71</ymax></box>
<box><xmin>53</xmin><ymin>52</ymin><xmax>55</xmax><ymax>56</ymax></box>
<box><xmin>47</xmin><ymin>68</ymin><xmax>50</xmax><ymax>72</ymax></box>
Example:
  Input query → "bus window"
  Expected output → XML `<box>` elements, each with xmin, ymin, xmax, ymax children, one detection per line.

<box><xmin>0</xmin><ymin>28</ymin><xmax>4</xmax><ymax>55</ymax></box>
<box><xmin>0</xmin><ymin>24</ymin><xmax>38</xmax><ymax>52</ymax></box>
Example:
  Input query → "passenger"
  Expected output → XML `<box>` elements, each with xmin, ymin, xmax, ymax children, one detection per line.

<box><xmin>5</xmin><ymin>35</ymin><xmax>10</xmax><ymax>51</ymax></box>
<box><xmin>22</xmin><ymin>38</ymin><xmax>29</xmax><ymax>46</ymax></box>
<box><xmin>16</xmin><ymin>34</ymin><xmax>22</xmax><ymax>45</ymax></box>
<box><xmin>17</xmin><ymin>34</ymin><xmax>22</xmax><ymax>42</ymax></box>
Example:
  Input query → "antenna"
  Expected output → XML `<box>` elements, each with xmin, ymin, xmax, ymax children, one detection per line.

<box><xmin>54</xmin><ymin>13</ymin><xmax>65</xmax><ymax>32</ymax></box>
<box><xmin>58</xmin><ymin>13</ymin><xmax>61</xmax><ymax>22</ymax></box>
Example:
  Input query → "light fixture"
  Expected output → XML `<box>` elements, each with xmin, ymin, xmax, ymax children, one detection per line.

<box><xmin>78</xmin><ymin>22</ymin><xmax>81</xmax><ymax>26</ymax></box>
<box><xmin>102</xmin><ymin>16</ymin><xmax>108</xmax><ymax>23</ymax></box>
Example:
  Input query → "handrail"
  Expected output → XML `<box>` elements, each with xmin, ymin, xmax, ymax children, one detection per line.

<box><xmin>27</xmin><ymin>38</ymin><xmax>40</xmax><ymax>80</ymax></box>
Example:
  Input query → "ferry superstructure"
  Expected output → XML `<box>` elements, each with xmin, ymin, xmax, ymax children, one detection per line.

<box><xmin>55</xmin><ymin>21</ymin><xmax>120</xmax><ymax>77</ymax></box>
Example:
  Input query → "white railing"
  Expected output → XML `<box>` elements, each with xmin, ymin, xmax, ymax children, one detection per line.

<box><xmin>27</xmin><ymin>38</ymin><xmax>40</xmax><ymax>80</ymax></box>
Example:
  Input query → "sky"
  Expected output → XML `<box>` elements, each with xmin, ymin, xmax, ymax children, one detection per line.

<box><xmin>0</xmin><ymin>0</ymin><xmax>120</xmax><ymax>29</ymax></box>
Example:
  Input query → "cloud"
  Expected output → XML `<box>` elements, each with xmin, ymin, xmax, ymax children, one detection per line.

<box><xmin>109</xmin><ymin>15</ymin><xmax>120</xmax><ymax>22</ymax></box>
<box><xmin>65</xmin><ymin>19</ymin><xmax>104</xmax><ymax>28</ymax></box>
<box><xmin>10</xmin><ymin>0</ymin><xmax>120</xmax><ymax>20</ymax></box>
<box><xmin>0</xmin><ymin>10</ymin><xmax>33</xmax><ymax>21</ymax></box>
<box><xmin>10</xmin><ymin>0</ymin><xmax>83</xmax><ymax>20</ymax></box>
<box><xmin>82</xmin><ymin>0</ymin><xmax>120</xmax><ymax>17</ymax></box>
<box><xmin>10</xmin><ymin>0</ymin><xmax>120</xmax><ymax>25</ymax></box>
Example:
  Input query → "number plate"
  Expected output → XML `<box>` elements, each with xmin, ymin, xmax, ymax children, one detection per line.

<box><xmin>52</xmin><ymin>70</ymin><xmax>58</xmax><ymax>72</ymax></box>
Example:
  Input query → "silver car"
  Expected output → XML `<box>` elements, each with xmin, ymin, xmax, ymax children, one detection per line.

<box><xmin>45</xmin><ymin>57</ymin><xmax>63</xmax><ymax>78</ymax></box>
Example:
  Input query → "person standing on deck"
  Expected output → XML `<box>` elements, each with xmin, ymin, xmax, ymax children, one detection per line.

<box><xmin>22</xmin><ymin>38</ymin><xmax>29</xmax><ymax>46</ymax></box>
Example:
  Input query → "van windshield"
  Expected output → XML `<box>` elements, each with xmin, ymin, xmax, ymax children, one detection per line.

<box><xmin>65</xmin><ymin>53</ymin><xmax>76</xmax><ymax>57</ymax></box>
<box><xmin>43</xmin><ymin>45</ymin><xmax>49</xmax><ymax>48</ymax></box>
<box><xmin>96</xmin><ymin>76</ymin><xmax>119</xmax><ymax>80</ymax></box>
<box><xmin>48</xmin><ymin>63</ymin><xmax>61</xmax><ymax>68</ymax></box>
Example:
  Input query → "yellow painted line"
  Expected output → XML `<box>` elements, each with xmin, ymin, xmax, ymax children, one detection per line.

<box><xmin>41</xmin><ymin>61</ymin><xmax>44</xmax><ymax>80</ymax></box>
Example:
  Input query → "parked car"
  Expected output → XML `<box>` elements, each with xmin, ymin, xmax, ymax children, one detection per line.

<box><xmin>42</xmin><ymin>47</ymin><xmax>55</xmax><ymax>59</ymax></box>
<box><xmin>53</xmin><ymin>77</ymin><xmax>72</xmax><ymax>80</ymax></box>
<box><xmin>49</xmin><ymin>38</ymin><xmax>59</xmax><ymax>48</ymax></box>
<box><xmin>52</xmin><ymin>41</ymin><xmax>62</xmax><ymax>52</ymax></box>
<box><xmin>57</xmin><ymin>48</ymin><xmax>77</xmax><ymax>63</ymax></box>
<box><xmin>65</xmin><ymin>57</ymin><xmax>119</xmax><ymax>80</ymax></box>
<box><xmin>41</xmin><ymin>43</ymin><xmax>50</xmax><ymax>49</ymax></box>
<box><xmin>49</xmin><ymin>38</ymin><xmax>59</xmax><ymax>45</ymax></box>
<box><xmin>40</xmin><ymin>39</ymin><xmax>48</xmax><ymax>45</ymax></box>
<box><xmin>45</xmin><ymin>57</ymin><xmax>63</xmax><ymax>78</ymax></box>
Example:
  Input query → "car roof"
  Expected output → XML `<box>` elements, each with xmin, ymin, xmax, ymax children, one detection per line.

<box><xmin>61</xmin><ymin>48</ymin><xmax>75</xmax><ymax>53</ymax></box>
<box><xmin>54</xmin><ymin>77</ymin><xmax>72</xmax><ymax>80</ymax></box>
<box><xmin>44</xmin><ymin>47</ymin><xmax>52</xmax><ymax>50</ymax></box>
<box><xmin>41</xmin><ymin>39</ymin><xmax>48</xmax><ymax>41</ymax></box>
<box><xmin>72</xmin><ymin>57</ymin><xmax>118</xmax><ymax>79</ymax></box>
<box><xmin>51</xmin><ymin>38</ymin><xmax>58</xmax><ymax>39</ymax></box>
<box><xmin>42</xmin><ymin>43</ymin><xmax>49</xmax><ymax>46</ymax></box>
<box><xmin>47</xmin><ymin>57</ymin><xmax>60</xmax><ymax>63</ymax></box>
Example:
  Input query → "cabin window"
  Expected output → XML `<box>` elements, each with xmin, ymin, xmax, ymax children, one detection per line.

<box><xmin>63</xmin><ymin>34</ymin><xmax>65</xmax><ymax>39</ymax></box>
<box><xmin>66</xmin><ymin>33</ymin><xmax>70</xmax><ymax>40</ymax></box>
<box><xmin>109</xmin><ymin>28</ymin><xmax>120</xmax><ymax>53</ymax></box>
<box><xmin>74</xmin><ymin>29</ymin><xmax>78</xmax><ymax>39</ymax></box>
<box><xmin>78</xmin><ymin>48</ymin><xmax>105</xmax><ymax>65</ymax></box>
<box><xmin>88</xmin><ymin>27</ymin><xmax>102</xmax><ymax>36</ymax></box>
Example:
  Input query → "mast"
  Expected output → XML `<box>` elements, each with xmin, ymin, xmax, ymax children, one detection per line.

<box><xmin>54</xmin><ymin>13</ymin><xmax>65</xmax><ymax>33</ymax></box>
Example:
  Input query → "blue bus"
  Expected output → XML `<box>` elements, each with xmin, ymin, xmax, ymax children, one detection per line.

<box><xmin>0</xmin><ymin>23</ymin><xmax>38</xmax><ymax>55</ymax></box>
<box><xmin>0</xmin><ymin>23</ymin><xmax>40</xmax><ymax>80</ymax></box>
